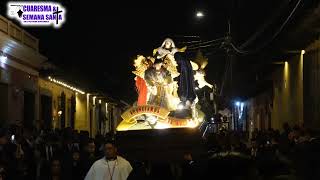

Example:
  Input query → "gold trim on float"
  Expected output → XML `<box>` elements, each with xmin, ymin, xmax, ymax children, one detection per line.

<box><xmin>116</xmin><ymin>105</ymin><xmax>200</xmax><ymax>131</ymax></box>
<box><xmin>121</xmin><ymin>105</ymin><xmax>170</xmax><ymax>122</ymax></box>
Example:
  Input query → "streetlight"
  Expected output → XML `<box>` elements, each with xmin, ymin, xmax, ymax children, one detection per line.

<box><xmin>235</xmin><ymin>101</ymin><xmax>240</xmax><ymax>107</ymax></box>
<box><xmin>196</xmin><ymin>11</ymin><xmax>204</xmax><ymax>18</ymax></box>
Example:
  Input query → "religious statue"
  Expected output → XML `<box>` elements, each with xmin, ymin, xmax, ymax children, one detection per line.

<box><xmin>144</xmin><ymin>59</ymin><xmax>178</xmax><ymax>110</ymax></box>
<box><xmin>175</xmin><ymin>51</ymin><xmax>197</xmax><ymax>107</ymax></box>
<box><xmin>153</xmin><ymin>38</ymin><xmax>196</xmax><ymax>107</ymax></box>
<box><xmin>191</xmin><ymin>50</ymin><xmax>213</xmax><ymax>89</ymax></box>
<box><xmin>133</xmin><ymin>55</ymin><xmax>154</xmax><ymax>106</ymax></box>
<box><xmin>117</xmin><ymin>38</ymin><xmax>216</xmax><ymax>131</ymax></box>
<box><xmin>153</xmin><ymin>38</ymin><xmax>184</xmax><ymax>79</ymax></box>
<box><xmin>153</xmin><ymin>38</ymin><xmax>186</xmax><ymax>59</ymax></box>
<box><xmin>132</xmin><ymin>39</ymin><xmax>215</xmax><ymax>110</ymax></box>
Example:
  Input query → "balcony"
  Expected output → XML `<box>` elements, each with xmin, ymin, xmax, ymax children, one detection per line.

<box><xmin>0</xmin><ymin>15</ymin><xmax>39</xmax><ymax>52</ymax></box>
<box><xmin>0</xmin><ymin>15</ymin><xmax>46</xmax><ymax>71</ymax></box>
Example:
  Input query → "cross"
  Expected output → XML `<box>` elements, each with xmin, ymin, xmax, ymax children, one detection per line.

<box><xmin>53</xmin><ymin>6</ymin><xmax>63</xmax><ymax>25</ymax></box>
<box><xmin>10</xmin><ymin>5</ymin><xmax>23</xmax><ymax>17</ymax></box>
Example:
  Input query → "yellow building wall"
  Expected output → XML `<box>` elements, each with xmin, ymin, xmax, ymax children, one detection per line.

<box><xmin>91</xmin><ymin>104</ymin><xmax>99</xmax><ymax>137</ymax></box>
<box><xmin>271</xmin><ymin>53</ymin><xmax>304</xmax><ymax>130</ymax></box>
<box><xmin>39</xmin><ymin>78</ymin><xmax>88</xmax><ymax>131</ymax></box>
<box><xmin>75</xmin><ymin>93</ymin><xmax>88</xmax><ymax>131</ymax></box>
<box><xmin>303</xmin><ymin>41</ymin><xmax>320</xmax><ymax>129</ymax></box>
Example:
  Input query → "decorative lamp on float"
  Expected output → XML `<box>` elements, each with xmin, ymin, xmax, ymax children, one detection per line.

<box><xmin>177</xmin><ymin>103</ymin><xmax>184</xmax><ymax>110</ymax></box>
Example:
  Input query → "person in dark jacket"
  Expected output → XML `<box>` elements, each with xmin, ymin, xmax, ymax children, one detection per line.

<box><xmin>64</xmin><ymin>150</ymin><xmax>82</xmax><ymax>180</ymax></box>
<box><xmin>80</xmin><ymin>138</ymin><xmax>98</xmax><ymax>179</ymax></box>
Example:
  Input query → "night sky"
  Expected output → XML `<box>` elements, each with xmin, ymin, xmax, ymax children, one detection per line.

<box><xmin>0</xmin><ymin>0</ymin><xmax>317</xmax><ymax>104</ymax></box>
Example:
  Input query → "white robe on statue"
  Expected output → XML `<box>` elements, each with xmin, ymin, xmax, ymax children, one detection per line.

<box><xmin>84</xmin><ymin>156</ymin><xmax>133</xmax><ymax>180</ymax></box>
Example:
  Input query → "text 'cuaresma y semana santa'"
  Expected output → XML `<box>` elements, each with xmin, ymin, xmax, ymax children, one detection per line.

<box><xmin>22</xmin><ymin>14</ymin><xmax>62</xmax><ymax>21</ymax></box>
<box><xmin>23</xmin><ymin>5</ymin><xmax>52</xmax><ymax>12</ymax></box>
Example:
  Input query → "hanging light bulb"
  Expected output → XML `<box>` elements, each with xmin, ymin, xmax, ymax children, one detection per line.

<box><xmin>48</xmin><ymin>76</ymin><xmax>86</xmax><ymax>94</ymax></box>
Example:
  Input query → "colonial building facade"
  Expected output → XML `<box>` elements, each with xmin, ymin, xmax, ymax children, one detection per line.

<box><xmin>246</xmin><ymin>41</ymin><xmax>320</xmax><ymax>133</ymax></box>
<box><xmin>0</xmin><ymin>15</ymin><xmax>46</xmax><ymax>128</ymax></box>
<box><xmin>0</xmin><ymin>15</ymin><xmax>121</xmax><ymax>136</ymax></box>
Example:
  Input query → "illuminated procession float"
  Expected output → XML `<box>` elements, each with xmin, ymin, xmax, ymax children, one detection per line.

<box><xmin>117</xmin><ymin>38</ymin><xmax>214</xmax><ymax>131</ymax></box>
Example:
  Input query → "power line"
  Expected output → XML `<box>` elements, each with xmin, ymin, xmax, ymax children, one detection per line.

<box><xmin>239</xmin><ymin>0</ymin><xmax>295</xmax><ymax>49</ymax></box>
<box><xmin>233</xmin><ymin>0</ymin><xmax>303</xmax><ymax>54</ymax></box>
<box><xmin>178</xmin><ymin>40</ymin><xmax>202</xmax><ymax>44</ymax></box>
<box><xmin>172</xmin><ymin>35</ymin><xmax>200</xmax><ymax>38</ymax></box>
<box><xmin>220</xmin><ymin>56</ymin><xmax>231</xmax><ymax>96</ymax></box>
<box><xmin>188</xmin><ymin>37</ymin><xmax>225</xmax><ymax>48</ymax></box>
<box><xmin>231</xmin><ymin>43</ymin><xmax>248</xmax><ymax>54</ymax></box>
<box><xmin>188</xmin><ymin>42</ymin><xmax>222</xmax><ymax>50</ymax></box>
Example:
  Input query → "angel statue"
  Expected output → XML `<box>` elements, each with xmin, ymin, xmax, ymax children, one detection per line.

<box><xmin>191</xmin><ymin>50</ymin><xmax>213</xmax><ymax>89</ymax></box>
<box><xmin>191</xmin><ymin>51</ymin><xmax>216</xmax><ymax>122</ymax></box>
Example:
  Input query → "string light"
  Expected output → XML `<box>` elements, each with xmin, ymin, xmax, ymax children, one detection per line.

<box><xmin>48</xmin><ymin>76</ymin><xmax>85</xmax><ymax>94</ymax></box>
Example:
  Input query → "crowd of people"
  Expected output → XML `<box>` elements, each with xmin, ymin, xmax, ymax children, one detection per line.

<box><xmin>203</xmin><ymin>123</ymin><xmax>320</xmax><ymax>180</ymax></box>
<box><xmin>0</xmin><ymin>123</ymin><xmax>319</xmax><ymax>180</ymax></box>
<box><xmin>0</xmin><ymin>126</ymin><xmax>115</xmax><ymax>180</ymax></box>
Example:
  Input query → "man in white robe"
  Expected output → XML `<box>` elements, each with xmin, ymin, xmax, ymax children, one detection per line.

<box><xmin>85</xmin><ymin>141</ymin><xmax>132</xmax><ymax>180</ymax></box>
